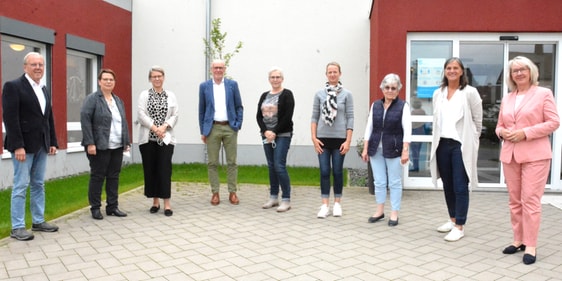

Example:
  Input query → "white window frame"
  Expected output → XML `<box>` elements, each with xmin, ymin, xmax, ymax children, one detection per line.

<box><xmin>66</xmin><ymin>49</ymin><xmax>98</xmax><ymax>153</ymax></box>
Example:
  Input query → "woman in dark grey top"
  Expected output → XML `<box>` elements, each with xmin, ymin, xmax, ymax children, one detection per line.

<box><xmin>257</xmin><ymin>67</ymin><xmax>295</xmax><ymax>212</ymax></box>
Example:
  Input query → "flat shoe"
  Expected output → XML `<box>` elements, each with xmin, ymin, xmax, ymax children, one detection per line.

<box><xmin>523</xmin><ymin>253</ymin><xmax>536</xmax><ymax>265</ymax></box>
<box><xmin>503</xmin><ymin>244</ymin><xmax>526</xmax><ymax>254</ymax></box>
<box><xmin>164</xmin><ymin>209</ymin><xmax>173</xmax><ymax>216</ymax></box>
<box><xmin>388</xmin><ymin>217</ymin><xmax>399</xmax><ymax>226</ymax></box>
<box><xmin>368</xmin><ymin>214</ymin><xmax>384</xmax><ymax>223</ymax></box>
<box><xmin>149</xmin><ymin>205</ymin><xmax>160</xmax><ymax>213</ymax></box>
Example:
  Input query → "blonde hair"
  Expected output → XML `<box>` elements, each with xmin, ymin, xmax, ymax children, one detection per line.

<box><xmin>507</xmin><ymin>56</ymin><xmax>539</xmax><ymax>91</ymax></box>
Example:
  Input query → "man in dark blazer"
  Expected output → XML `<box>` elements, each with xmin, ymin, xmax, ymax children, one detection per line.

<box><xmin>2</xmin><ymin>52</ymin><xmax>59</xmax><ymax>241</ymax></box>
<box><xmin>198</xmin><ymin>59</ymin><xmax>244</xmax><ymax>206</ymax></box>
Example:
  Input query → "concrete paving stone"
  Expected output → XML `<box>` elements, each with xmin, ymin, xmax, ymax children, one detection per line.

<box><xmin>189</xmin><ymin>268</ymin><xmax>226</xmax><ymax>280</ymax></box>
<box><xmin>88</xmin><ymin>275</ymin><xmax>126</xmax><ymax>281</ymax></box>
<box><xmin>80</xmin><ymin>265</ymin><xmax>108</xmax><ymax>279</ymax></box>
<box><xmin>7</xmin><ymin>266</ymin><xmax>45</xmax><ymax>278</ymax></box>
<box><xmin>121</xmin><ymin>269</ymin><xmax>151</xmax><ymax>280</ymax></box>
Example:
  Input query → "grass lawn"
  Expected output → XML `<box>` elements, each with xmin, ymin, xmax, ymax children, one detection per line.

<box><xmin>0</xmin><ymin>163</ymin><xmax>339</xmax><ymax>239</ymax></box>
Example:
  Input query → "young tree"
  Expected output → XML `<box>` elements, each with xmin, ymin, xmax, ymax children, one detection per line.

<box><xmin>202</xmin><ymin>18</ymin><xmax>243</xmax><ymax>70</ymax></box>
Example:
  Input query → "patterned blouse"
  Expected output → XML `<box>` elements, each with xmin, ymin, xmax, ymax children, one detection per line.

<box><xmin>147</xmin><ymin>88</ymin><xmax>168</xmax><ymax>144</ymax></box>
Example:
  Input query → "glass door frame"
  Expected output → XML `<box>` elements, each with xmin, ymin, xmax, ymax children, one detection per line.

<box><xmin>405</xmin><ymin>32</ymin><xmax>562</xmax><ymax>191</ymax></box>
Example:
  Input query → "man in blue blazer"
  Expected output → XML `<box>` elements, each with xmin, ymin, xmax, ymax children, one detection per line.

<box><xmin>2</xmin><ymin>52</ymin><xmax>59</xmax><ymax>241</ymax></box>
<box><xmin>198</xmin><ymin>59</ymin><xmax>244</xmax><ymax>205</ymax></box>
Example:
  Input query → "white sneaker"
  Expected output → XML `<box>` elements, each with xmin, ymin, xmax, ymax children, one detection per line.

<box><xmin>262</xmin><ymin>199</ymin><xmax>279</xmax><ymax>209</ymax></box>
<box><xmin>437</xmin><ymin>220</ymin><xmax>454</xmax><ymax>233</ymax></box>
<box><xmin>276</xmin><ymin>201</ymin><xmax>291</xmax><ymax>212</ymax></box>
<box><xmin>317</xmin><ymin>204</ymin><xmax>330</xmax><ymax>218</ymax></box>
<box><xmin>444</xmin><ymin>227</ymin><xmax>464</xmax><ymax>242</ymax></box>
<box><xmin>332</xmin><ymin>202</ymin><xmax>342</xmax><ymax>217</ymax></box>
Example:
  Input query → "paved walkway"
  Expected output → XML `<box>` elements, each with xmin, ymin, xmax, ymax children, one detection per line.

<box><xmin>0</xmin><ymin>183</ymin><xmax>561</xmax><ymax>280</ymax></box>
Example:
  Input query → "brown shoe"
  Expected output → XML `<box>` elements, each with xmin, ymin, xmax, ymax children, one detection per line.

<box><xmin>229</xmin><ymin>192</ymin><xmax>239</xmax><ymax>205</ymax></box>
<box><xmin>211</xmin><ymin>192</ymin><xmax>220</xmax><ymax>205</ymax></box>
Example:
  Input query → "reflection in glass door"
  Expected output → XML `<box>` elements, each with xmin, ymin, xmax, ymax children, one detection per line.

<box><xmin>460</xmin><ymin>43</ymin><xmax>556</xmax><ymax>186</ymax></box>
<box><xmin>459</xmin><ymin>44</ymin><xmax>504</xmax><ymax>184</ymax></box>
<box><xmin>508</xmin><ymin>44</ymin><xmax>556</xmax><ymax>184</ymax></box>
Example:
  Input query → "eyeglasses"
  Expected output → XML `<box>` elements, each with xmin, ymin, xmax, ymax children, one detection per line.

<box><xmin>269</xmin><ymin>76</ymin><xmax>282</xmax><ymax>79</ymax></box>
<box><xmin>151</xmin><ymin>75</ymin><xmax>163</xmax><ymax>80</ymax></box>
<box><xmin>511</xmin><ymin>68</ymin><xmax>529</xmax><ymax>74</ymax></box>
<box><xmin>27</xmin><ymin>63</ymin><xmax>44</xmax><ymax>68</ymax></box>
<box><xmin>213</xmin><ymin>66</ymin><xmax>225</xmax><ymax>70</ymax></box>
<box><xmin>383</xmin><ymin>86</ymin><xmax>397</xmax><ymax>91</ymax></box>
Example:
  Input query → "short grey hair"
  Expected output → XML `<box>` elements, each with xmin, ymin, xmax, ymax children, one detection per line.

<box><xmin>148</xmin><ymin>65</ymin><xmax>165</xmax><ymax>80</ymax></box>
<box><xmin>379</xmin><ymin>73</ymin><xmax>402</xmax><ymax>91</ymax></box>
<box><xmin>268</xmin><ymin>67</ymin><xmax>284</xmax><ymax>78</ymax></box>
<box><xmin>23</xmin><ymin>52</ymin><xmax>43</xmax><ymax>64</ymax></box>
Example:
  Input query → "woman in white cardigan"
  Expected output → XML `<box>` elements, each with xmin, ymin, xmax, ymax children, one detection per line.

<box><xmin>429</xmin><ymin>57</ymin><xmax>482</xmax><ymax>242</ymax></box>
<box><xmin>137</xmin><ymin>66</ymin><xmax>179</xmax><ymax>216</ymax></box>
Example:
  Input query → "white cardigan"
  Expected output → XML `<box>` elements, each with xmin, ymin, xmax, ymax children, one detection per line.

<box><xmin>429</xmin><ymin>85</ymin><xmax>483</xmax><ymax>190</ymax></box>
<box><xmin>137</xmin><ymin>89</ymin><xmax>179</xmax><ymax>145</ymax></box>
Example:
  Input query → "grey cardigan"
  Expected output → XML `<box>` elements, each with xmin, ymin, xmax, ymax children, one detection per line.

<box><xmin>80</xmin><ymin>90</ymin><xmax>130</xmax><ymax>150</ymax></box>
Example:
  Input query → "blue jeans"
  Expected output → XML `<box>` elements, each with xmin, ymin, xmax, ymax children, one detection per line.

<box><xmin>11</xmin><ymin>148</ymin><xmax>47</xmax><ymax>229</ymax></box>
<box><xmin>436</xmin><ymin>138</ymin><xmax>469</xmax><ymax>225</ymax></box>
<box><xmin>262</xmin><ymin>135</ymin><xmax>292</xmax><ymax>200</ymax></box>
<box><xmin>318</xmin><ymin>148</ymin><xmax>346</xmax><ymax>199</ymax></box>
<box><xmin>370</xmin><ymin>150</ymin><xmax>403</xmax><ymax>211</ymax></box>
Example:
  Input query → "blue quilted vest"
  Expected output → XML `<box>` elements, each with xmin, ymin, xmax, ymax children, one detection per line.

<box><xmin>367</xmin><ymin>99</ymin><xmax>405</xmax><ymax>158</ymax></box>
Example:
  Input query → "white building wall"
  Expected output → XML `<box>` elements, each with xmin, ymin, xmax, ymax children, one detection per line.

<box><xmin>131</xmin><ymin>0</ymin><xmax>372</xmax><ymax>168</ymax></box>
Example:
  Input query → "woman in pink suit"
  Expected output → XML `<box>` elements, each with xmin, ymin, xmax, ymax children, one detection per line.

<box><xmin>496</xmin><ymin>56</ymin><xmax>560</xmax><ymax>265</ymax></box>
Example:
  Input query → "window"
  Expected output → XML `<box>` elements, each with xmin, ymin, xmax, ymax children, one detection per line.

<box><xmin>66</xmin><ymin>50</ymin><xmax>97</xmax><ymax>152</ymax></box>
<box><xmin>65</xmin><ymin>34</ymin><xmax>104</xmax><ymax>152</ymax></box>
<box><xmin>1</xmin><ymin>36</ymin><xmax>47</xmax><ymax>158</ymax></box>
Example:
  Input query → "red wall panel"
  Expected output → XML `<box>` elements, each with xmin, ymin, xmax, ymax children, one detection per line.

<box><xmin>370</xmin><ymin>0</ymin><xmax>562</xmax><ymax>102</ymax></box>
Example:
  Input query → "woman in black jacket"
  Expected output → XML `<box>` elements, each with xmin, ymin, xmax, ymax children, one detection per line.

<box><xmin>256</xmin><ymin>67</ymin><xmax>295</xmax><ymax>212</ymax></box>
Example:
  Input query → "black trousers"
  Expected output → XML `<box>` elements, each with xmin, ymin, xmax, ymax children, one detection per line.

<box><xmin>87</xmin><ymin>147</ymin><xmax>124</xmax><ymax>212</ymax></box>
<box><xmin>139</xmin><ymin>141</ymin><xmax>174</xmax><ymax>199</ymax></box>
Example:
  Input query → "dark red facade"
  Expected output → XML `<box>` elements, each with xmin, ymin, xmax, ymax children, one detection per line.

<box><xmin>0</xmin><ymin>0</ymin><xmax>132</xmax><ymax>150</ymax></box>
<box><xmin>369</xmin><ymin>0</ymin><xmax>562</xmax><ymax>101</ymax></box>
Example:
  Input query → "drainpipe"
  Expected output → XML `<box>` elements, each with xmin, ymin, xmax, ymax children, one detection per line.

<box><xmin>205</xmin><ymin>0</ymin><xmax>212</xmax><ymax>78</ymax></box>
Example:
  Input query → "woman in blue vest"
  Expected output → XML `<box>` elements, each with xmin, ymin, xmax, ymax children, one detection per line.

<box><xmin>361</xmin><ymin>73</ymin><xmax>411</xmax><ymax>226</ymax></box>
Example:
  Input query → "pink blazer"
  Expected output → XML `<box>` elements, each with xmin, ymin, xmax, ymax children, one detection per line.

<box><xmin>496</xmin><ymin>86</ymin><xmax>560</xmax><ymax>164</ymax></box>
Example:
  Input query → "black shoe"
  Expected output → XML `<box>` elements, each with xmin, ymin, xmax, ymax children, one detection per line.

<box><xmin>107</xmin><ymin>208</ymin><xmax>127</xmax><ymax>217</ymax></box>
<box><xmin>31</xmin><ymin>222</ymin><xmax>59</xmax><ymax>232</ymax></box>
<box><xmin>368</xmin><ymin>214</ymin><xmax>384</xmax><ymax>223</ymax></box>
<box><xmin>150</xmin><ymin>205</ymin><xmax>160</xmax><ymax>213</ymax></box>
<box><xmin>164</xmin><ymin>209</ymin><xmax>173</xmax><ymax>216</ymax></box>
<box><xmin>91</xmin><ymin>209</ymin><xmax>103</xmax><ymax>220</ymax></box>
<box><xmin>388</xmin><ymin>218</ymin><xmax>399</xmax><ymax>226</ymax></box>
<box><xmin>523</xmin><ymin>253</ymin><xmax>537</xmax><ymax>265</ymax></box>
<box><xmin>503</xmin><ymin>244</ymin><xmax>526</xmax><ymax>254</ymax></box>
